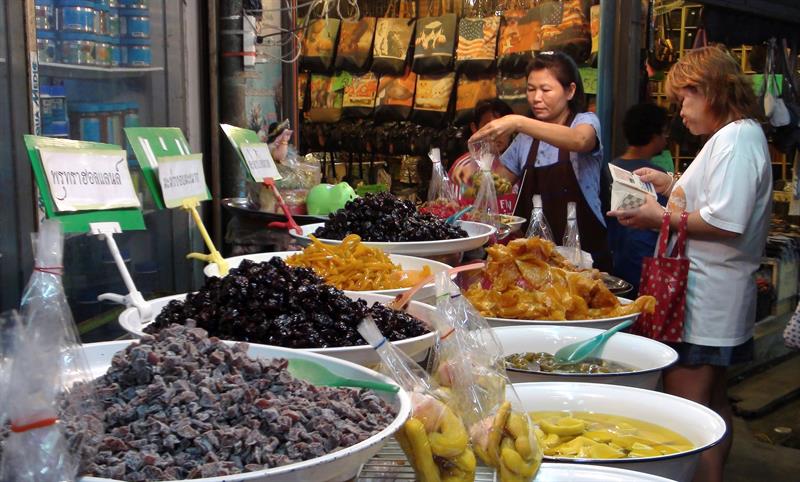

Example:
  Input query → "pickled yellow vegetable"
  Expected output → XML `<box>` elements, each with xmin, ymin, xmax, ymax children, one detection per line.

<box><xmin>530</xmin><ymin>411</ymin><xmax>693</xmax><ymax>460</ymax></box>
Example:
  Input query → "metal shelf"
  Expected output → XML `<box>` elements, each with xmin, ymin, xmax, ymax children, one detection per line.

<box><xmin>40</xmin><ymin>62</ymin><xmax>163</xmax><ymax>79</ymax></box>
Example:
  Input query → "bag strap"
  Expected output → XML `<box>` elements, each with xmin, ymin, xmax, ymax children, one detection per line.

<box><xmin>671</xmin><ymin>211</ymin><xmax>689</xmax><ymax>258</ymax></box>
<box><xmin>655</xmin><ymin>210</ymin><xmax>671</xmax><ymax>257</ymax></box>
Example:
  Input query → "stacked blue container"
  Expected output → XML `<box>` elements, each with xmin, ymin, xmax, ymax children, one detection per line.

<box><xmin>119</xmin><ymin>0</ymin><xmax>151</xmax><ymax>67</ymax></box>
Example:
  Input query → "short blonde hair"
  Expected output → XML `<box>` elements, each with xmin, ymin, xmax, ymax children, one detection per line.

<box><xmin>665</xmin><ymin>45</ymin><xmax>761</xmax><ymax>122</ymax></box>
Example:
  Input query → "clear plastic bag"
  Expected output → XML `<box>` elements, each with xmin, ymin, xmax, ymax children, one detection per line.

<box><xmin>525</xmin><ymin>194</ymin><xmax>554</xmax><ymax>242</ymax></box>
<box><xmin>468</xmin><ymin>139</ymin><xmax>501</xmax><ymax>227</ymax></box>
<box><xmin>0</xmin><ymin>220</ymin><xmax>97</xmax><ymax>482</ymax></box>
<box><xmin>358</xmin><ymin>317</ymin><xmax>477</xmax><ymax>482</ymax></box>
<box><xmin>431</xmin><ymin>272</ymin><xmax>543</xmax><ymax>481</ymax></box>
<box><xmin>421</xmin><ymin>148</ymin><xmax>460</xmax><ymax>218</ymax></box>
<box><xmin>562</xmin><ymin>201</ymin><xmax>582</xmax><ymax>266</ymax></box>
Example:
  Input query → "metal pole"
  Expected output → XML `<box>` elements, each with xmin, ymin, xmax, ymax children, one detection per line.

<box><xmin>597</xmin><ymin>0</ymin><xmax>617</xmax><ymax>164</ymax></box>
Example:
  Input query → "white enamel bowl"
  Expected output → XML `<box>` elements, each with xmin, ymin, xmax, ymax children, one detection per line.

<box><xmin>500</xmin><ymin>215</ymin><xmax>526</xmax><ymax>232</ymax></box>
<box><xmin>291</xmin><ymin>221</ymin><xmax>496</xmax><ymax>256</ymax></box>
<box><xmin>534</xmin><ymin>463</ymin><xmax>676</xmax><ymax>481</ymax></box>
<box><xmin>118</xmin><ymin>293</ymin><xmax>437</xmax><ymax>367</ymax></box>
<box><xmin>203</xmin><ymin>251</ymin><xmax>452</xmax><ymax>302</ymax></box>
<box><xmin>78</xmin><ymin>340</ymin><xmax>410</xmax><ymax>482</ymax></box>
<box><xmin>494</xmin><ymin>325</ymin><xmax>678</xmax><ymax>389</ymax></box>
<box><xmin>512</xmin><ymin>382</ymin><xmax>727</xmax><ymax>482</ymax></box>
<box><xmin>486</xmin><ymin>297</ymin><xmax>641</xmax><ymax>330</ymax></box>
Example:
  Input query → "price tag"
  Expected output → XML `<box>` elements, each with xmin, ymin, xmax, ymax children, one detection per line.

<box><xmin>239</xmin><ymin>142</ymin><xmax>282</xmax><ymax>181</ymax></box>
<box><xmin>157</xmin><ymin>154</ymin><xmax>210</xmax><ymax>208</ymax></box>
<box><xmin>38</xmin><ymin>147</ymin><xmax>140</xmax><ymax>212</ymax></box>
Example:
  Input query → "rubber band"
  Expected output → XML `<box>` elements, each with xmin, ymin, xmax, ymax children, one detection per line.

<box><xmin>372</xmin><ymin>337</ymin><xmax>387</xmax><ymax>350</ymax></box>
<box><xmin>34</xmin><ymin>266</ymin><xmax>64</xmax><ymax>276</ymax></box>
<box><xmin>10</xmin><ymin>417</ymin><xmax>58</xmax><ymax>433</ymax></box>
<box><xmin>440</xmin><ymin>327</ymin><xmax>455</xmax><ymax>341</ymax></box>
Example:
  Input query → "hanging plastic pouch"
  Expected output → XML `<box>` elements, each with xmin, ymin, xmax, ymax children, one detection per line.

<box><xmin>372</xmin><ymin>1</ymin><xmax>416</xmax><ymax>75</ymax></box>
<box><xmin>306</xmin><ymin>73</ymin><xmax>344</xmax><ymax>123</ymax></box>
<box><xmin>498</xmin><ymin>5</ymin><xmax>541</xmax><ymax>73</ymax></box>
<box><xmin>412</xmin><ymin>1</ymin><xmax>457</xmax><ymax>74</ymax></box>
<box><xmin>357</xmin><ymin>317</ymin><xmax>477</xmax><ymax>482</ymax></box>
<box><xmin>455</xmin><ymin>15</ymin><xmax>500</xmax><ymax>75</ymax></box>
<box><xmin>430</xmin><ymin>273</ymin><xmax>543</xmax><ymax>482</ymax></box>
<box><xmin>411</xmin><ymin>72</ymin><xmax>455</xmax><ymax>127</ymax></box>
<box><xmin>454</xmin><ymin>73</ymin><xmax>497</xmax><ymax>125</ymax></box>
<box><xmin>420</xmin><ymin>147</ymin><xmax>460</xmax><ymax>218</ymax></box>
<box><xmin>301</xmin><ymin>17</ymin><xmax>341</xmax><ymax>73</ymax></box>
<box><xmin>343</xmin><ymin>71</ymin><xmax>379</xmax><ymax>118</ymax></box>
<box><xmin>541</xmin><ymin>0</ymin><xmax>592</xmax><ymax>63</ymax></box>
<box><xmin>468</xmin><ymin>139</ymin><xmax>501</xmax><ymax>227</ymax></box>
<box><xmin>335</xmin><ymin>16</ymin><xmax>377</xmax><ymax>72</ymax></box>
<box><xmin>375</xmin><ymin>68</ymin><xmax>417</xmax><ymax>122</ymax></box>
<box><xmin>497</xmin><ymin>72</ymin><xmax>530</xmax><ymax>115</ymax></box>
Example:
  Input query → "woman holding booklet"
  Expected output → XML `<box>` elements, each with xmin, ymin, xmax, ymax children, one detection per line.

<box><xmin>608</xmin><ymin>46</ymin><xmax>772</xmax><ymax>482</ymax></box>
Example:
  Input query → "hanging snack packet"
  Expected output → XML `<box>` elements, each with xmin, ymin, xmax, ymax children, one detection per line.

<box><xmin>431</xmin><ymin>273</ymin><xmax>543</xmax><ymax>482</ymax></box>
<box><xmin>468</xmin><ymin>139</ymin><xmax>501</xmax><ymax>227</ymax></box>
<box><xmin>358</xmin><ymin>317</ymin><xmax>477</xmax><ymax>482</ymax></box>
<box><xmin>0</xmin><ymin>220</ymin><xmax>97</xmax><ymax>481</ymax></box>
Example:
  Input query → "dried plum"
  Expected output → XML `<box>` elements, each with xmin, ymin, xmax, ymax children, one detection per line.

<box><xmin>147</xmin><ymin>257</ymin><xmax>428</xmax><ymax>348</ymax></box>
<box><xmin>314</xmin><ymin>192</ymin><xmax>468</xmax><ymax>242</ymax></box>
<box><xmin>62</xmin><ymin>324</ymin><xmax>397</xmax><ymax>480</ymax></box>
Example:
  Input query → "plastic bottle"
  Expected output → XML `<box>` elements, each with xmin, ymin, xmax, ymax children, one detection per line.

<box><xmin>525</xmin><ymin>194</ymin><xmax>554</xmax><ymax>241</ymax></box>
<box><xmin>563</xmin><ymin>201</ymin><xmax>581</xmax><ymax>266</ymax></box>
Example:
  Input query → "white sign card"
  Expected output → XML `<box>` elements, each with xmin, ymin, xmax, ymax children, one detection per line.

<box><xmin>608</xmin><ymin>164</ymin><xmax>658</xmax><ymax>211</ymax></box>
<box><xmin>157</xmin><ymin>154</ymin><xmax>210</xmax><ymax>208</ymax></box>
<box><xmin>239</xmin><ymin>142</ymin><xmax>282</xmax><ymax>181</ymax></box>
<box><xmin>38</xmin><ymin>147</ymin><xmax>141</xmax><ymax>212</ymax></box>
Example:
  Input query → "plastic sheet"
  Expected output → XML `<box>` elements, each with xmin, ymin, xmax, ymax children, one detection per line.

<box><xmin>468</xmin><ymin>140</ymin><xmax>501</xmax><ymax>228</ymax></box>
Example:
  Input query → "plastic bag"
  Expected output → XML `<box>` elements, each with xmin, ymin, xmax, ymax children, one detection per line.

<box><xmin>420</xmin><ymin>147</ymin><xmax>460</xmax><ymax>219</ymax></box>
<box><xmin>431</xmin><ymin>272</ymin><xmax>543</xmax><ymax>481</ymax></box>
<box><xmin>0</xmin><ymin>220</ymin><xmax>96</xmax><ymax>482</ymax></box>
<box><xmin>358</xmin><ymin>317</ymin><xmax>477</xmax><ymax>482</ymax></box>
<box><xmin>468</xmin><ymin>139</ymin><xmax>501</xmax><ymax>227</ymax></box>
<box><xmin>247</xmin><ymin>148</ymin><xmax>322</xmax><ymax>214</ymax></box>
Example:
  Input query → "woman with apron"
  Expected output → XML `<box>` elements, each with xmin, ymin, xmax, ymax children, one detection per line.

<box><xmin>453</xmin><ymin>52</ymin><xmax>611</xmax><ymax>271</ymax></box>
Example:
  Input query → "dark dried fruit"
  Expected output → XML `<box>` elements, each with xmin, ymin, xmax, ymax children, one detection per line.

<box><xmin>63</xmin><ymin>324</ymin><xmax>397</xmax><ymax>480</ymax></box>
<box><xmin>314</xmin><ymin>192</ymin><xmax>468</xmax><ymax>242</ymax></box>
<box><xmin>147</xmin><ymin>257</ymin><xmax>427</xmax><ymax>348</ymax></box>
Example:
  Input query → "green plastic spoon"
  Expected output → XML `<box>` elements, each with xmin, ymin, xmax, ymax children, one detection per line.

<box><xmin>553</xmin><ymin>319</ymin><xmax>635</xmax><ymax>364</ymax></box>
<box><xmin>287</xmin><ymin>358</ymin><xmax>400</xmax><ymax>393</ymax></box>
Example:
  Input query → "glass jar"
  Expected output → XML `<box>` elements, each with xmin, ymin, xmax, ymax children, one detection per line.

<box><xmin>110</xmin><ymin>38</ymin><xmax>121</xmax><ymax>67</ymax></box>
<box><xmin>35</xmin><ymin>0</ymin><xmax>56</xmax><ymax>31</ymax></box>
<box><xmin>59</xmin><ymin>32</ymin><xmax>96</xmax><ymax>65</ymax></box>
<box><xmin>69</xmin><ymin>103</ymin><xmax>103</xmax><ymax>142</ymax></box>
<box><xmin>119</xmin><ymin>0</ymin><xmax>148</xmax><ymax>9</ymax></box>
<box><xmin>58</xmin><ymin>1</ymin><xmax>98</xmax><ymax>33</ymax></box>
<box><xmin>95</xmin><ymin>36</ymin><xmax>112</xmax><ymax>66</ymax></box>
<box><xmin>120</xmin><ymin>10</ymin><xmax>150</xmax><ymax>38</ymax></box>
<box><xmin>123</xmin><ymin>38</ymin><xmax>151</xmax><ymax>67</ymax></box>
<box><xmin>106</xmin><ymin>9</ymin><xmax>120</xmax><ymax>37</ymax></box>
<box><xmin>37</xmin><ymin>30</ymin><xmax>58</xmax><ymax>63</ymax></box>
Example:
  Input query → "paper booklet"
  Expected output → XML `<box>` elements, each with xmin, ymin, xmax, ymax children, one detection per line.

<box><xmin>609</xmin><ymin>163</ymin><xmax>658</xmax><ymax>211</ymax></box>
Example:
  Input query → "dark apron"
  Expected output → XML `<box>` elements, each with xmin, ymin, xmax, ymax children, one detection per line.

<box><xmin>513</xmin><ymin>118</ymin><xmax>612</xmax><ymax>272</ymax></box>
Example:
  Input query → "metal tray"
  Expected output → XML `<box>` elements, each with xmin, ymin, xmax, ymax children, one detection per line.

<box><xmin>221</xmin><ymin>197</ymin><xmax>327</xmax><ymax>225</ymax></box>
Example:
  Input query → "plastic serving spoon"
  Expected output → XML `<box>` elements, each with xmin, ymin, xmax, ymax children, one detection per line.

<box><xmin>287</xmin><ymin>359</ymin><xmax>399</xmax><ymax>393</ymax></box>
<box><xmin>445</xmin><ymin>205</ymin><xmax>473</xmax><ymax>224</ymax></box>
<box><xmin>553</xmin><ymin>319</ymin><xmax>635</xmax><ymax>364</ymax></box>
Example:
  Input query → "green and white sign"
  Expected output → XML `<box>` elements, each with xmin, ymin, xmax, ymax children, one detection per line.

<box><xmin>157</xmin><ymin>154</ymin><xmax>210</xmax><ymax>208</ymax></box>
<box><xmin>239</xmin><ymin>142</ymin><xmax>282</xmax><ymax>181</ymax></box>
<box><xmin>39</xmin><ymin>147</ymin><xmax>140</xmax><ymax>212</ymax></box>
<box><xmin>125</xmin><ymin>127</ymin><xmax>193</xmax><ymax>209</ymax></box>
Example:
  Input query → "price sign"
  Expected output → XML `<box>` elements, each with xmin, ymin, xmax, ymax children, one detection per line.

<box><xmin>157</xmin><ymin>154</ymin><xmax>210</xmax><ymax>208</ymax></box>
<box><xmin>579</xmin><ymin>67</ymin><xmax>598</xmax><ymax>95</ymax></box>
<box><xmin>38</xmin><ymin>147</ymin><xmax>140</xmax><ymax>212</ymax></box>
<box><xmin>239</xmin><ymin>142</ymin><xmax>282</xmax><ymax>181</ymax></box>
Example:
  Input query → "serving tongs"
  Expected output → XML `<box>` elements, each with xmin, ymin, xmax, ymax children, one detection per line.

<box><xmin>387</xmin><ymin>262</ymin><xmax>486</xmax><ymax>312</ymax></box>
<box><xmin>263</xmin><ymin>177</ymin><xmax>303</xmax><ymax>236</ymax></box>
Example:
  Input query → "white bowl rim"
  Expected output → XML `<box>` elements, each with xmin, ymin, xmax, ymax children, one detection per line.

<box><xmin>292</xmin><ymin>220</ymin><xmax>497</xmax><ymax>247</ymax></box>
<box><xmin>515</xmin><ymin>381</ymin><xmax>726</xmax><ymax>464</ymax></box>
<box><xmin>78</xmin><ymin>338</ymin><xmax>412</xmax><ymax>482</ymax></box>
<box><xmin>496</xmin><ymin>326</ymin><xmax>678</xmax><ymax>378</ymax></box>
<box><xmin>202</xmin><ymin>251</ymin><xmax>454</xmax><ymax>296</ymax></box>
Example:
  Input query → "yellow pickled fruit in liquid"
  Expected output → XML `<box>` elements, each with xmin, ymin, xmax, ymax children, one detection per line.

<box><xmin>587</xmin><ymin>443</ymin><xmax>626</xmax><ymax>459</ymax></box>
<box><xmin>554</xmin><ymin>436</ymin><xmax>598</xmax><ymax>456</ymax></box>
<box><xmin>628</xmin><ymin>442</ymin><xmax>662</xmax><ymax>458</ymax></box>
<box><xmin>540</xmin><ymin>417</ymin><xmax>586</xmax><ymax>437</ymax></box>
<box><xmin>583</xmin><ymin>430</ymin><xmax>614</xmax><ymax>443</ymax></box>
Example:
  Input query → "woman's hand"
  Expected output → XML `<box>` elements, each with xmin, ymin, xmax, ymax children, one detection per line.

<box><xmin>607</xmin><ymin>195</ymin><xmax>666</xmax><ymax>230</ymax></box>
<box><xmin>451</xmin><ymin>159</ymin><xmax>478</xmax><ymax>185</ymax></box>
<box><xmin>469</xmin><ymin>115</ymin><xmax>523</xmax><ymax>144</ymax></box>
<box><xmin>634</xmin><ymin>167</ymin><xmax>674</xmax><ymax>195</ymax></box>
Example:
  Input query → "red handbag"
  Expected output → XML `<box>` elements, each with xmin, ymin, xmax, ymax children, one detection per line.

<box><xmin>634</xmin><ymin>211</ymin><xmax>689</xmax><ymax>342</ymax></box>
